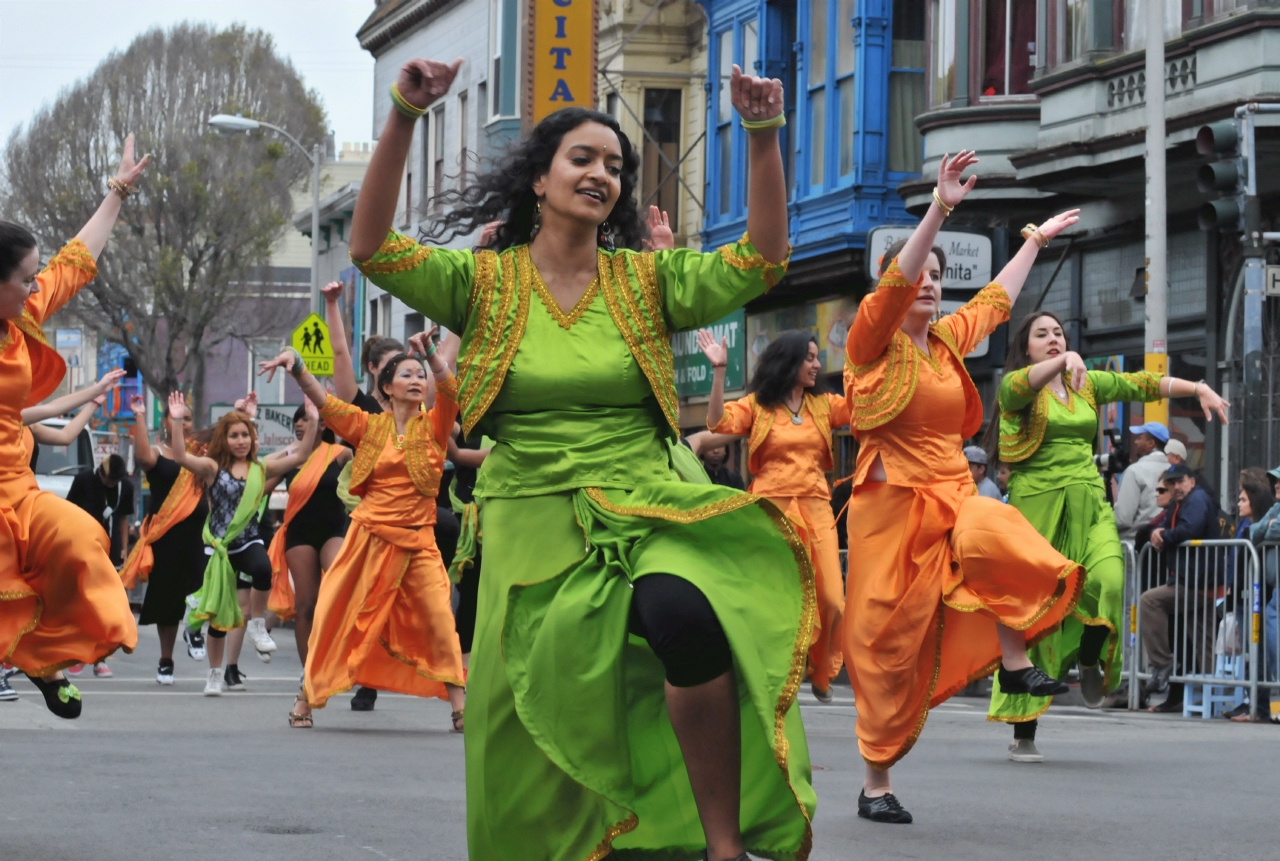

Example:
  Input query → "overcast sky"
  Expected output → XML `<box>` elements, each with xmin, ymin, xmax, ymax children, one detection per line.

<box><xmin>0</xmin><ymin>0</ymin><xmax>376</xmax><ymax>146</ymax></box>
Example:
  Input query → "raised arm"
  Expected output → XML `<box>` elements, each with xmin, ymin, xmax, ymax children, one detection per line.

<box><xmin>263</xmin><ymin>399</ymin><xmax>319</xmax><ymax>480</ymax></box>
<box><xmin>992</xmin><ymin>210</ymin><xmax>1080</xmax><ymax>306</ymax></box>
<box><xmin>128</xmin><ymin>393</ymin><xmax>160</xmax><ymax>471</ymax></box>
<box><xmin>166</xmin><ymin>391</ymin><xmax>218</xmax><ymax>484</ymax></box>
<box><xmin>729</xmin><ymin>66</ymin><xmax>788</xmax><ymax>265</ymax></box>
<box><xmin>698</xmin><ymin>329</ymin><xmax>730</xmax><ymax>429</ymax></box>
<box><xmin>350</xmin><ymin>59</ymin><xmax>461</xmax><ymax>261</ymax></box>
<box><xmin>259</xmin><ymin>348</ymin><xmax>327</xmax><ymax>409</ymax></box>
<box><xmin>321</xmin><ymin>281</ymin><xmax>359</xmax><ymax>402</ymax></box>
<box><xmin>21</xmin><ymin>368</ymin><xmax>125</xmax><ymax>425</ymax></box>
<box><xmin>407</xmin><ymin>326</ymin><xmax>451</xmax><ymax>380</ymax></box>
<box><xmin>28</xmin><ymin>397</ymin><xmax>100</xmax><ymax>446</ymax></box>
<box><xmin>76</xmin><ymin>134</ymin><xmax>150</xmax><ymax>259</ymax></box>
<box><xmin>898</xmin><ymin>152</ymin><xmax>978</xmax><ymax>284</ymax></box>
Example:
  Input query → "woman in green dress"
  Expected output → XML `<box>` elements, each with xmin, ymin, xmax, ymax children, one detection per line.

<box><xmin>348</xmin><ymin>59</ymin><xmax>814</xmax><ymax>861</ymax></box>
<box><xmin>988</xmin><ymin>311</ymin><xmax>1228</xmax><ymax>761</ymax></box>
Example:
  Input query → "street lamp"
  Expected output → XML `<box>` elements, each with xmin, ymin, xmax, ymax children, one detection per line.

<box><xmin>209</xmin><ymin>113</ymin><xmax>323</xmax><ymax>315</ymax></box>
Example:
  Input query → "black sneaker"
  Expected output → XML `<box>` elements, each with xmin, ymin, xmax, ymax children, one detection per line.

<box><xmin>858</xmin><ymin>790</ymin><xmax>913</xmax><ymax>824</ymax></box>
<box><xmin>184</xmin><ymin>627</ymin><xmax>206</xmax><ymax>660</ymax></box>
<box><xmin>351</xmin><ymin>686</ymin><xmax>377</xmax><ymax>711</ymax></box>
<box><xmin>998</xmin><ymin>664</ymin><xmax>1069</xmax><ymax>697</ymax></box>
<box><xmin>224</xmin><ymin>664</ymin><xmax>246</xmax><ymax>691</ymax></box>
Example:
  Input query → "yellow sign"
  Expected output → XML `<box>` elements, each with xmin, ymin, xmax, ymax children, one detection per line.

<box><xmin>530</xmin><ymin>0</ymin><xmax>597</xmax><ymax>124</ymax></box>
<box><xmin>291</xmin><ymin>313</ymin><xmax>333</xmax><ymax>376</ymax></box>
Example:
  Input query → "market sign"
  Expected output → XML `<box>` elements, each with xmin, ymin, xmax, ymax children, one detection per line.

<box><xmin>673</xmin><ymin>310</ymin><xmax>744</xmax><ymax>397</ymax></box>
<box><xmin>209</xmin><ymin>404</ymin><xmax>300</xmax><ymax>455</ymax></box>
<box><xmin>529</xmin><ymin>0</ymin><xmax>597</xmax><ymax>124</ymax></box>
<box><xmin>866</xmin><ymin>226</ymin><xmax>992</xmax><ymax>290</ymax></box>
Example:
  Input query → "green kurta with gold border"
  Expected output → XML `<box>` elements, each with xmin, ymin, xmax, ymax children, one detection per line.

<box><xmin>989</xmin><ymin>368</ymin><xmax>1161</xmax><ymax>723</ymax></box>
<box><xmin>354</xmin><ymin>232</ymin><xmax>817</xmax><ymax>861</ymax></box>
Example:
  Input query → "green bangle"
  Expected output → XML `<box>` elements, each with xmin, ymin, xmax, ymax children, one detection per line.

<box><xmin>390</xmin><ymin>83</ymin><xmax>428</xmax><ymax>120</ymax></box>
<box><xmin>739</xmin><ymin>113</ymin><xmax>786</xmax><ymax>133</ymax></box>
<box><xmin>286</xmin><ymin>348</ymin><xmax>306</xmax><ymax>378</ymax></box>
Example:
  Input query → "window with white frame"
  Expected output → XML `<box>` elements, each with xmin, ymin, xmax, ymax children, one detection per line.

<box><xmin>431</xmin><ymin>105</ymin><xmax>445</xmax><ymax>210</ymax></box>
<box><xmin>929</xmin><ymin>0</ymin><xmax>958</xmax><ymax>106</ymax></box>
<box><xmin>249</xmin><ymin>339</ymin><xmax>284</xmax><ymax>402</ymax></box>
<box><xmin>981</xmin><ymin>0</ymin><xmax>1036</xmax><ymax>97</ymax></box>
<box><xmin>888</xmin><ymin>0</ymin><xmax>926</xmax><ymax>174</ymax></box>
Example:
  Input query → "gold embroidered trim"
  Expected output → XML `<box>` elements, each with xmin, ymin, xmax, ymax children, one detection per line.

<box><xmin>600</xmin><ymin>253</ymin><xmax>680</xmax><ymax>436</ymax></box>
<box><xmin>717</xmin><ymin>232</ymin><xmax>791</xmax><ymax>290</ymax></box>
<box><xmin>1007</xmin><ymin>367</ymin><xmax>1034</xmax><ymax>400</ymax></box>
<box><xmin>969</xmin><ymin>282</ymin><xmax>1011</xmax><ymax>312</ymax></box>
<box><xmin>474</xmin><ymin>250</ymin><xmax>530</xmax><ymax>429</ymax></box>
<box><xmin>624</xmin><ymin>252</ymin><xmax>679</xmax><ymax>432</ymax></box>
<box><xmin>1000</xmin><ymin>387</ymin><xmax>1051</xmax><ymax>463</ymax></box>
<box><xmin>49</xmin><ymin>239</ymin><xmax>96</xmax><ymax>276</ymax></box>
<box><xmin>351</xmin><ymin>231</ymin><xmax>433</xmax><ymax>275</ymax></box>
<box><xmin>456</xmin><ymin>250</ymin><xmax>501</xmax><ymax>429</ymax></box>
<box><xmin>747</xmin><ymin>396</ymin><xmax>774</xmax><ymax>467</ymax></box>
<box><xmin>583</xmin><ymin>814</ymin><xmax>639</xmax><ymax>861</ymax></box>
<box><xmin>15</xmin><ymin>309</ymin><xmax>49</xmax><ymax>345</ymax></box>
<box><xmin>850</xmin><ymin>330</ymin><xmax>919</xmax><ymax>430</ymax></box>
<box><xmin>532</xmin><ymin>268</ymin><xmax>599</xmax><ymax>329</ymax></box>
<box><xmin>401</xmin><ymin>412</ymin><xmax>445</xmax><ymax>497</ymax></box>
<box><xmin>349</xmin><ymin>413</ymin><xmax>393</xmax><ymax>492</ymax></box>
<box><xmin>1117</xmin><ymin>370</ymin><xmax>1162</xmax><ymax>401</ymax></box>
<box><xmin>755</xmin><ymin>496</ymin><xmax>817</xmax><ymax>851</ymax></box>
<box><xmin>584</xmin><ymin>486</ymin><xmax>757</xmax><ymax>523</ymax></box>
<box><xmin>460</xmin><ymin>247</ymin><xmax>529</xmax><ymax>436</ymax></box>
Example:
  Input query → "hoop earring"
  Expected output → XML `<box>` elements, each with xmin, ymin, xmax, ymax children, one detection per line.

<box><xmin>599</xmin><ymin>221</ymin><xmax>615</xmax><ymax>252</ymax></box>
<box><xmin>530</xmin><ymin>199</ymin><xmax>543</xmax><ymax>240</ymax></box>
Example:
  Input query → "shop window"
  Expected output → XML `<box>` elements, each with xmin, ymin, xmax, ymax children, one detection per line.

<box><xmin>716</xmin><ymin>28</ymin><xmax>734</xmax><ymax>216</ymax></box>
<box><xmin>808</xmin><ymin>0</ymin><xmax>828</xmax><ymax>186</ymax></box>
<box><xmin>930</xmin><ymin>0</ymin><xmax>957</xmax><ymax>106</ymax></box>
<box><xmin>982</xmin><ymin>0</ymin><xmax>1036</xmax><ymax>96</ymax></box>
<box><xmin>889</xmin><ymin>0</ymin><xmax>925</xmax><ymax>173</ymax></box>
<box><xmin>642</xmin><ymin>89</ymin><xmax>681</xmax><ymax>232</ymax></box>
<box><xmin>836</xmin><ymin>0</ymin><xmax>856</xmax><ymax>176</ymax></box>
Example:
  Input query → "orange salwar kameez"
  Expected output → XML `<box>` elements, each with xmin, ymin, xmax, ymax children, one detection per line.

<box><xmin>0</xmin><ymin>240</ymin><xmax>137</xmax><ymax>675</ymax></box>
<box><xmin>711</xmin><ymin>391</ymin><xmax>849</xmax><ymax>690</ymax></box>
<box><xmin>843</xmin><ymin>261</ymin><xmax>1083</xmax><ymax>769</ymax></box>
<box><xmin>303</xmin><ymin>386</ymin><xmax>465</xmax><ymax>708</ymax></box>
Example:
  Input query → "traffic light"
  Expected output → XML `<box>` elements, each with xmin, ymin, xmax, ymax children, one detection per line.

<box><xmin>1196</xmin><ymin>120</ymin><xmax>1246</xmax><ymax>231</ymax></box>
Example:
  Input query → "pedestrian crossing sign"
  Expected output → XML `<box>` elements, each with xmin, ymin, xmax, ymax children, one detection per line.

<box><xmin>291</xmin><ymin>313</ymin><xmax>334</xmax><ymax>376</ymax></box>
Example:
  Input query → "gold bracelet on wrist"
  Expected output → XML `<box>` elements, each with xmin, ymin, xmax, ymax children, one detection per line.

<box><xmin>107</xmin><ymin>178</ymin><xmax>136</xmax><ymax>200</ymax></box>
<box><xmin>932</xmin><ymin>188</ymin><xmax>954</xmax><ymax>217</ymax></box>
<box><xmin>1020</xmin><ymin>223</ymin><xmax>1049</xmax><ymax>249</ymax></box>
<box><xmin>390</xmin><ymin>82</ymin><xmax>429</xmax><ymax>120</ymax></box>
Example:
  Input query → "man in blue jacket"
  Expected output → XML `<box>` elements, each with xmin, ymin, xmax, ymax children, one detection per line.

<box><xmin>1139</xmin><ymin>463</ymin><xmax>1219</xmax><ymax>705</ymax></box>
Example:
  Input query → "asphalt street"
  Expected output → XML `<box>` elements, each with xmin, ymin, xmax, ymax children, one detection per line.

<box><xmin>3</xmin><ymin>625</ymin><xmax>1277</xmax><ymax>861</ymax></box>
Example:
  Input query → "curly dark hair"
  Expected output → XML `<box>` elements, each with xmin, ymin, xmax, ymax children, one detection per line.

<box><xmin>421</xmin><ymin>108</ymin><xmax>645</xmax><ymax>251</ymax></box>
<box><xmin>749</xmin><ymin>330</ymin><xmax>824</xmax><ymax>409</ymax></box>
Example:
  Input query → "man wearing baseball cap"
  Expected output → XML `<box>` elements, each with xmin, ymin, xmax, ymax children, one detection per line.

<box><xmin>1114</xmin><ymin>421</ymin><xmax>1170</xmax><ymax>541</ymax></box>
<box><xmin>964</xmin><ymin>445</ymin><xmax>1003</xmax><ymax>501</ymax></box>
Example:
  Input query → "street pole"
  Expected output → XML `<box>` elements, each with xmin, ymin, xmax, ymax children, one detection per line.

<box><xmin>311</xmin><ymin>142</ymin><xmax>322</xmax><ymax>317</ymax></box>
<box><xmin>1144</xmin><ymin>0</ymin><xmax>1168</xmax><ymax>426</ymax></box>
<box><xmin>1240</xmin><ymin>106</ymin><xmax>1265</xmax><ymax>470</ymax></box>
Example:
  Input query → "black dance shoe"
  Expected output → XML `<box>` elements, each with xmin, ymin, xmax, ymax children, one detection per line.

<box><xmin>26</xmin><ymin>674</ymin><xmax>82</xmax><ymax>719</ymax></box>
<box><xmin>351</xmin><ymin>686</ymin><xmax>377</xmax><ymax>711</ymax></box>
<box><xmin>858</xmin><ymin>790</ymin><xmax>913</xmax><ymax>823</ymax></box>
<box><xmin>998</xmin><ymin>664</ymin><xmax>1069</xmax><ymax>697</ymax></box>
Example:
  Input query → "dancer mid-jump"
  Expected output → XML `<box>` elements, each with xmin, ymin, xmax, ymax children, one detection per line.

<box><xmin>843</xmin><ymin>150</ymin><xmax>1085</xmax><ymax>823</ymax></box>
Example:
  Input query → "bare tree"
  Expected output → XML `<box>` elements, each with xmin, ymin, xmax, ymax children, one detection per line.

<box><xmin>1</xmin><ymin>23</ymin><xmax>326</xmax><ymax>413</ymax></box>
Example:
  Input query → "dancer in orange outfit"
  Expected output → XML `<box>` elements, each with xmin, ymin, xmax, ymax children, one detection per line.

<box><xmin>843</xmin><ymin>151</ymin><xmax>1085</xmax><ymax>823</ymax></box>
<box><xmin>261</xmin><ymin>332</ymin><xmax>466</xmax><ymax>730</ymax></box>
<box><xmin>0</xmin><ymin>134</ymin><xmax>149</xmax><ymax>718</ymax></box>
<box><xmin>701</xmin><ymin>328</ymin><xmax>849</xmax><ymax>702</ymax></box>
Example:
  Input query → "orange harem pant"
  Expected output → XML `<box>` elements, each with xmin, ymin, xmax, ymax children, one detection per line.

<box><xmin>0</xmin><ymin>488</ymin><xmax>137</xmax><ymax>676</ymax></box>
<box><xmin>304</xmin><ymin>515</ymin><xmax>465</xmax><ymax>708</ymax></box>
<box><xmin>844</xmin><ymin>480</ymin><xmax>1082</xmax><ymax>769</ymax></box>
<box><xmin>769</xmin><ymin>496</ymin><xmax>844</xmax><ymax>690</ymax></box>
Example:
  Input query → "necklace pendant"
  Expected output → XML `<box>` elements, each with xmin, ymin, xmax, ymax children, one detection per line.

<box><xmin>791</xmin><ymin>414</ymin><xmax>803</xmax><ymax>425</ymax></box>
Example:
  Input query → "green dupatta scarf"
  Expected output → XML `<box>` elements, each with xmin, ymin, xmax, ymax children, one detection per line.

<box><xmin>190</xmin><ymin>462</ymin><xmax>265</xmax><ymax>631</ymax></box>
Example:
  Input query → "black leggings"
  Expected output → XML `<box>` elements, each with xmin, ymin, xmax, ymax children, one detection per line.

<box><xmin>628</xmin><ymin>574</ymin><xmax>732</xmax><ymax>688</ymax></box>
<box><xmin>205</xmin><ymin>544</ymin><xmax>272</xmax><ymax>640</ymax></box>
<box><xmin>455</xmin><ymin>548</ymin><xmax>481</xmax><ymax>654</ymax></box>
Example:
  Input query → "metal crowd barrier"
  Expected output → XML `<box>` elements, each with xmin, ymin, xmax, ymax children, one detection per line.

<box><xmin>1127</xmin><ymin>539</ymin><xmax>1265</xmax><ymax>718</ymax></box>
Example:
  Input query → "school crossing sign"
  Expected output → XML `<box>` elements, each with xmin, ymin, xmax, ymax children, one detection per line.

<box><xmin>291</xmin><ymin>313</ymin><xmax>333</xmax><ymax>376</ymax></box>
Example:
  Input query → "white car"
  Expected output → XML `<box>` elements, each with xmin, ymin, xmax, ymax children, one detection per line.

<box><xmin>32</xmin><ymin>418</ymin><xmax>95</xmax><ymax>498</ymax></box>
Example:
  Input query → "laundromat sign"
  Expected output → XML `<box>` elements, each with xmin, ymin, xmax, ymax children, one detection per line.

<box><xmin>529</xmin><ymin>0</ymin><xmax>598</xmax><ymax>124</ymax></box>
<box><xmin>865</xmin><ymin>226</ymin><xmax>992</xmax><ymax>290</ymax></box>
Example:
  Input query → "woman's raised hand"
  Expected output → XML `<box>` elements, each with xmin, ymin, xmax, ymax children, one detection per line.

<box><xmin>1196</xmin><ymin>383</ymin><xmax>1230</xmax><ymax>425</ymax></box>
<box><xmin>935</xmin><ymin>151</ymin><xmax>979</xmax><ymax>210</ymax></box>
<box><xmin>304</xmin><ymin>397</ymin><xmax>320</xmax><ymax>422</ymax></box>
<box><xmin>729</xmin><ymin>64</ymin><xmax>783</xmax><ymax>121</ymax></box>
<box><xmin>94</xmin><ymin>368</ymin><xmax>127</xmax><ymax>394</ymax></box>
<box><xmin>1062</xmin><ymin>351</ymin><xmax>1088</xmax><ymax>392</ymax></box>
<box><xmin>1035</xmin><ymin>209</ymin><xmax>1082</xmax><ymax>244</ymax></box>
<box><xmin>115</xmin><ymin>133</ymin><xmax>150</xmax><ymax>187</ymax></box>
<box><xmin>397</xmin><ymin>58</ymin><xmax>463</xmax><ymax>111</ymax></box>
<box><xmin>407</xmin><ymin>325</ymin><xmax>439</xmax><ymax>357</ymax></box>
<box><xmin>129</xmin><ymin>393</ymin><xmax>145</xmax><ymax>416</ymax></box>
<box><xmin>697</xmin><ymin>329</ymin><xmax>729</xmax><ymax>368</ymax></box>
<box><xmin>167</xmin><ymin>391</ymin><xmax>186</xmax><ymax>421</ymax></box>
<box><xmin>320</xmin><ymin>281</ymin><xmax>342</xmax><ymax>302</ymax></box>
<box><xmin>258</xmin><ymin>350</ymin><xmax>297</xmax><ymax>384</ymax></box>
<box><xmin>643</xmin><ymin>206</ymin><xmax>674</xmax><ymax>252</ymax></box>
<box><xmin>235</xmin><ymin>391</ymin><xmax>259</xmax><ymax>420</ymax></box>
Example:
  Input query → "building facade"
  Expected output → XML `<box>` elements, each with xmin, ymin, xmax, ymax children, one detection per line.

<box><xmin>915</xmin><ymin>0</ymin><xmax>1280</xmax><ymax>499</ymax></box>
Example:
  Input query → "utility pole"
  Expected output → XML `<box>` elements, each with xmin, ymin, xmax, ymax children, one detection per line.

<box><xmin>1239</xmin><ymin>106</ymin><xmax>1265</xmax><ymax>470</ymax></box>
<box><xmin>1144</xmin><ymin>0</ymin><xmax>1168</xmax><ymax>425</ymax></box>
<box><xmin>311</xmin><ymin>141</ymin><xmax>322</xmax><ymax>317</ymax></box>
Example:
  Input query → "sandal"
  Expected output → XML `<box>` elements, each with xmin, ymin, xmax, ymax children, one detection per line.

<box><xmin>27</xmin><ymin>673</ymin><xmax>82</xmax><ymax>719</ymax></box>
<box><xmin>288</xmin><ymin>692</ymin><xmax>313</xmax><ymax>728</ymax></box>
<box><xmin>451</xmin><ymin>709</ymin><xmax>464</xmax><ymax>733</ymax></box>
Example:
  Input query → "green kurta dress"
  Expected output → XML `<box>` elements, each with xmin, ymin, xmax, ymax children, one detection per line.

<box><xmin>988</xmin><ymin>368</ymin><xmax>1161</xmax><ymax>723</ymax></box>
<box><xmin>357</xmin><ymin>234</ymin><xmax>817</xmax><ymax>861</ymax></box>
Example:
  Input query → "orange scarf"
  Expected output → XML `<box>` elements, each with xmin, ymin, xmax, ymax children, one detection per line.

<box><xmin>120</xmin><ymin>449</ymin><xmax>205</xmax><ymax>589</ymax></box>
<box><xmin>267</xmin><ymin>442</ymin><xmax>343</xmax><ymax>620</ymax></box>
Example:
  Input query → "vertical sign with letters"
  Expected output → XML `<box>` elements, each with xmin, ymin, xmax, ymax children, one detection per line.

<box><xmin>529</xmin><ymin>0</ymin><xmax>597</xmax><ymax>124</ymax></box>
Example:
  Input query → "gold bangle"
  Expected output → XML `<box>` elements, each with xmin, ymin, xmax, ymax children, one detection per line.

<box><xmin>107</xmin><ymin>178</ymin><xmax>135</xmax><ymax>200</ymax></box>
<box><xmin>739</xmin><ymin>113</ymin><xmax>786</xmax><ymax>133</ymax></box>
<box><xmin>932</xmin><ymin>188</ymin><xmax>954</xmax><ymax>217</ymax></box>
<box><xmin>1020</xmin><ymin>223</ymin><xmax>1049</xmax><ymax>249</ymax></box>
<box><xmin>390</xmin><ymin>82</ymin><xmax>429</xmax><ymax>120</ymax></box>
